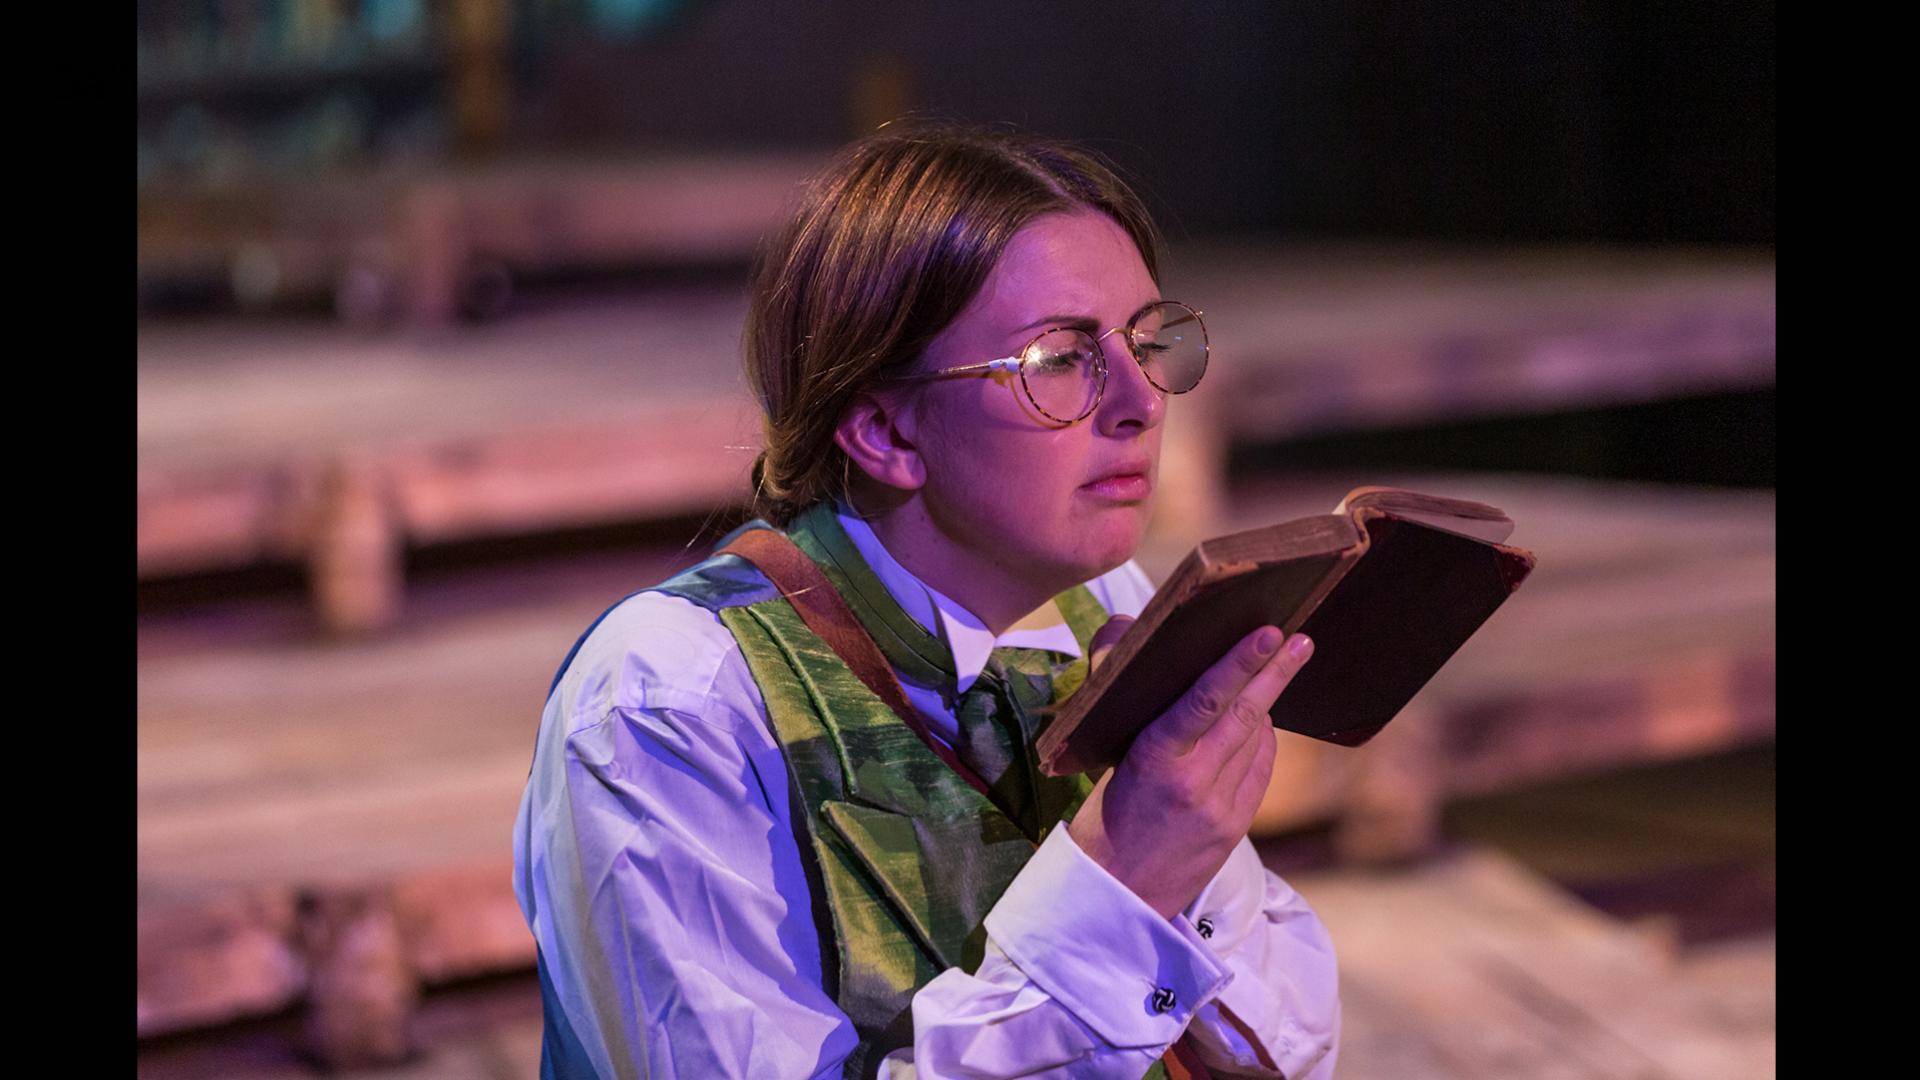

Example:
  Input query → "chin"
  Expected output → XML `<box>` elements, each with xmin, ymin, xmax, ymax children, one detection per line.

<box><xmin>1066</xmin><ymin>506</ymin><xmax>1149</xmax><ymax>580</ymax></box>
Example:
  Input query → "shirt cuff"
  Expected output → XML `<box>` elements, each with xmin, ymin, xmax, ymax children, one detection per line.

<box><xmin>982</xmin><ymin>824</ymin><xmax>1234</xmax><ymax>1049</ymax></box>
<box><xmin>1178</xmin><ymin>840</ymin><xmax>1341</xmax><ymax>1079</ymax></box>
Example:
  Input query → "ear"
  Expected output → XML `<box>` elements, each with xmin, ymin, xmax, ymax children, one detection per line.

<box><xmin>834</xmin><ymin>389</ymin><xmax>926</xmax><ymax>492</ymax></box>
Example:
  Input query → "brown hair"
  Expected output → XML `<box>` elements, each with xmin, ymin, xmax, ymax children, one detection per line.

<box><xmin>743</xmin><ymin>123</ymin><xmax>1164</xmax><ymax>526</ymax></box>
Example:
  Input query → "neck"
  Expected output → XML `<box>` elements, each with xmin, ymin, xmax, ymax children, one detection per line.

<box><xmin>859</xmin><ymin>499</ymin><xmax>1067</xmax><ymax>637</ymax></box>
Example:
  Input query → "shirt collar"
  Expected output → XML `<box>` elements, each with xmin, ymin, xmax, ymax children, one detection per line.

<box><xmin>834</xmin><ymin>504</ymin><xmax>1083</xmax><ymax>694</ymax></box>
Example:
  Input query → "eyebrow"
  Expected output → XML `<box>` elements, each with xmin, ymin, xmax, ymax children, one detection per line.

<box><xmin>1013</xmin><ymin>313</ymin><xmax>1099</xmax><ymax>335</ymax></box>
<box><xmin>1011</xmin><ymin>298</ymin><xmax>1165</xmax><ymax>337</ymax></box>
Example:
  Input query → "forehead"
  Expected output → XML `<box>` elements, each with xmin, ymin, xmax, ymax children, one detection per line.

<box><xmin>965</xmin><ymin>209</ymin><xmax>1157</xmax><ymax>333</ymax></box>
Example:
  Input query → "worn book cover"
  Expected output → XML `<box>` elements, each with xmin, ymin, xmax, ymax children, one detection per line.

<box><xmin>1037</xmin><ymin>488</ymin><xmax>1537</xmax><ymax>777</ymax></box>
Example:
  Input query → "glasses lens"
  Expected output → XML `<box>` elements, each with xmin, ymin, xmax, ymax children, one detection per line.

<box><xmin>1019</xmin><ymin>329</ymin><xmax>1103</xmax><ymax>422</ymax></box>
<box><xmin>1130</xmin><ymin>302</ymin><xmax>1208</xmax><ymax>393</ymax></box>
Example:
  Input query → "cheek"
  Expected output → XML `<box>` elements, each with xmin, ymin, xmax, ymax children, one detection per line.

<box><xmin>927</xmin><ymin>427</ymin><xmax>1076</xmax><ymax>530</ymax></box>
<box><xmin>919</xmin><ymin>401</ymin><xmax>1148</xmax><ymax>570</ymax></box>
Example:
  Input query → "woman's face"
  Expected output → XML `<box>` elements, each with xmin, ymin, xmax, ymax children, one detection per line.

<box><xmin>902</xmin><ymin>207</ymin><xmax>1168</xmax><ymax>593</ymax></box>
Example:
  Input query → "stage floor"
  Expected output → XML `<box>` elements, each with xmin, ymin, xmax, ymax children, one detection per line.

<box><xmin>137</xmin><ymin>823</ymin><xmax>1774</xmax><ymax>1080</ymax></box>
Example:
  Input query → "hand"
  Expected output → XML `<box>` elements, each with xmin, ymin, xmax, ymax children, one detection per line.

<box><xmin>1067</xmin><ymin>617</ymin><xmax>1314</xmax><ymax>920</ymax></box>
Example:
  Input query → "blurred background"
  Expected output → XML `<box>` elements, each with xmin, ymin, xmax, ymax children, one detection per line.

<box><xmin>137</xmin><ymin>2</ymin><xmax>1774</xmax><ymax>1077</ymax></box>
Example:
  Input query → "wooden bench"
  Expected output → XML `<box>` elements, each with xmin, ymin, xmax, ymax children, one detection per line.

<box><xmin>138</xmin><ymin>246</ymin><xmax>1774</xmax><ymax>634</ymax></box>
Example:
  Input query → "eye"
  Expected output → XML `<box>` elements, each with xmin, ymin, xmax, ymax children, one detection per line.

<box><xmin>1023</xmin><ymin>330</ymin><xmax>1098</xmax><ymax>376</ymax></box>
<box><xmin>1028</xmin><ymin>349</ymin><xmax>1081</xmax><ymax>373</ymax></box>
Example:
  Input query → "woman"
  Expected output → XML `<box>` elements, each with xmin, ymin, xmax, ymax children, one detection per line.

<box><xmin>514</xmin><ymin>125</ymin><xmax>1340</xmax><ymax>1079</ymax></box>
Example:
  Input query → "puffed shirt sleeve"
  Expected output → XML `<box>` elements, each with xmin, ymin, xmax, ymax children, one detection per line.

<box><xmin>514</xmin><ymin>591</ymin><xmax>862</xmax><ymax>1078</ymax></box>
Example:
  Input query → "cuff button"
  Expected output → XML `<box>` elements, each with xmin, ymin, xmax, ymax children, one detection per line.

<box><xmin>1196</xmin><ymin>917</ymin><xmax>1215</xmax><ymax>940</ymax></box>
<box><xmin>1149</xmin><ymin>987</ymin><xmax>1177</xmax><ymax>1014</ymax></box>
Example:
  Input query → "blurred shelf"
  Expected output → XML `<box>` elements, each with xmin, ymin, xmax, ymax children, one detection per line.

<box><xmin>137</xmin><ymin>52</ymin><xmax>445</xmax><ymax>104</ymax></box>
<box><xmin>137</xmin><ymin>151</ymin><xmax>826</xmax><ymax>321</ymax></box>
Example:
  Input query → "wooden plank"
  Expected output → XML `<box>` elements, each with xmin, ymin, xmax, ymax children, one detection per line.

<box><xmin>1172</xmin><ymin>244</ymin><xmax>1775</xmax><ymax>439</ymax></box>
<box><xmin>136</xmin><ymin>292</ymin><xmax>753</xmax><ymax>477</ymax></box>
<box><xmin>1290</xmin><ymin>846</ymin><xmax>1774</xmax><ymax>1079</ymax></box>
<box><xmin>137</xmin><ymin>285</ymin><xmax>759</xmax><ymax>585</ymax></box>
<box><xmin>387</xmin><ymin>404</ymin><xmax>760</xmax><ymax>543</ymax></box>
<box><xmin>135</xmin><ymin>466</ymin><xmax>314</xmax><ymax>576</ymax></box>
<box><xmin>1438</xmin><ymin>651</ymin><xmax>1776</xmax><ymax>797</ymax></box>
<box><xmin>439</xmin><ymin>155</ymin><xmax>822</xmax><ymax>268</ymax></box>
<box><xmin>1667</xmin><ymin>932</ymin><xmax>1776</xmax><ymax>1045</ymax></box>
<box><xmin>393</xmin><ymin>857</ymin><xmax>535</xmax><ymax>985</ymax></box>
<box><xmin>136</xmin><ymin>885</ymin><xmax>306</xmax><ymax>1038</ymax></box>
<box><xmin>136</xmin><ymin>862</ymin><xmax>535</xmax><ymax>1043</ymax></box>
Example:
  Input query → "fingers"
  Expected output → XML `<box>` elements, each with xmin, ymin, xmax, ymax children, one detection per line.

<box><xmin>1218</xmin><ymin>633</ymin><xmax>1313</xmax><ymax>746</ymax></box>
<box><xmin>1146</xmin><ymin>625</ymin><xmax>1288</xmax><ymax>755</ymax></box>
<box><xmin>1228</xmin><ymin>716</ymin><xmax>1281</xmax><ymax>808</ymax></box>
<box><xmin>1088</xmin><ymin>615</ymin><xmax>1135</xmax><ymax>673</ymax></box>
<box><xmin>1214</xmin><ymin>658</ymin><xmax>1282</xmax><ymax>786</ymax></box>
<box><xmin>1213</xmin><ymin>643</ymin><xmax>1298</xmax><ymax>809</ymax></box>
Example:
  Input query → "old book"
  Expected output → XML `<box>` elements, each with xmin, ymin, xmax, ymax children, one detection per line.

<box><xmin>1035</xmin><ymin>487</ymin><xmax>1537</xmax><ymax>777</ymax></box>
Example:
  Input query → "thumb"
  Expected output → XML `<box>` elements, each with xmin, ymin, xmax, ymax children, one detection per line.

<box><xmin>1088</xmin><ymin>615</ymin><xmax>1134</xmax><ymax>672</ymax></box>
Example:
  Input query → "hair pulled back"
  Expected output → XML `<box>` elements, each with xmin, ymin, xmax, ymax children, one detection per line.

<box><xmin>744</xmin><ymin>123</ymin><xmax>1163</xmax><ymax>526</ymax></box>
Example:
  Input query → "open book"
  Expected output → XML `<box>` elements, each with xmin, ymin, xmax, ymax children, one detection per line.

<box><xmin>1035</xmin><ymin>487</ymin><xmax>1537</xmax><ymax>777</ymax></box>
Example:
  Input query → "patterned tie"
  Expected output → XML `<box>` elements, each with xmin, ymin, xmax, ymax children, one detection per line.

<box><xmin>952</xmin><ymin>645</ymin><xmax>1089</xmax><ymax>841</ymax></box>
<box><xmin>779</xmin><ymin>502</ymin><xmax>1102</xmax><ymax>838</ymax></box>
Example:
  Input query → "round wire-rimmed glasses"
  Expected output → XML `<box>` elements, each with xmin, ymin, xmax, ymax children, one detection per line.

<box><xmin>891</xmin><ymin>300</ymin><xmax>1209</xmax><ymax>424</ymax></box>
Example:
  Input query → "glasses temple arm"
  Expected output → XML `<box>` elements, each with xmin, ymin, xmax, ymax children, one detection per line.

<box><xmin>892</xmin><ymin>357</ymin><xmax>1022</xmax><ymax>382</ymax></box>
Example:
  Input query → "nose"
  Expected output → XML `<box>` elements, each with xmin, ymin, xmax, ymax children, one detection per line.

<box><xmin>1092</xmin><ymin>330</ymin><xmax>1166</xmax><ymax>435</ymax></box>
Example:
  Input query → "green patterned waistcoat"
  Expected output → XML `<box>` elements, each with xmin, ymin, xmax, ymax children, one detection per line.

<box><xmin>651</xmin><ymin>505</ymin><xmax>1171</xmax><ymax>1079</ymax></box>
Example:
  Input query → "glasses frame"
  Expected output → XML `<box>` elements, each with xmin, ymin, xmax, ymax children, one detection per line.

<box><xmin>890</xmin><ymin>300</ymin><xmax>1208</xmax><ymax>424</ymax></box>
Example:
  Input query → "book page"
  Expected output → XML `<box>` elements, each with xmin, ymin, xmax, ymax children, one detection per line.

<box><xmin>1335</xmin><ymin>487</ymin><xmax>1516</xmax><ymax>544</ymax></box>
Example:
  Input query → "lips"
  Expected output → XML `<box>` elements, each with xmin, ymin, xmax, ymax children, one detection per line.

<box><xmin>1081</xmin><ymin>460</ymin><xmax>1154</xmax><ymax>500</ymax></box>
<box><xmin>1085</xmin><ymin>459</ymin><xmax>1153</xmax><ymax>485</ymax></box>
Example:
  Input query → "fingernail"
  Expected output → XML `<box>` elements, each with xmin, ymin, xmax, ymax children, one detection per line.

<box><xmin>1288</xmin><ymin>634</ymin><xmax>1314</xmax><ymax>659</ymax></box>
<box><xmin>1256</xmin><ymin>627</ymin><xmax>1282</xmax><ymax>654</ymax></box>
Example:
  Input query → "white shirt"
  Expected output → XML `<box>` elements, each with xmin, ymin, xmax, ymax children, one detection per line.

<box><xmin>513</xmin><ymin>508</ymin><xmax>1341</xmax><ymax>1079</ymax></box>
